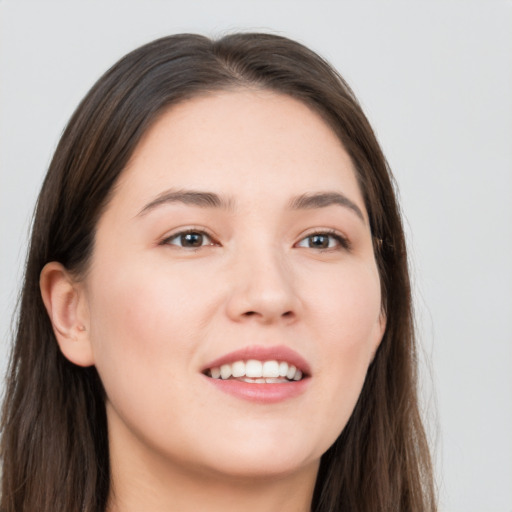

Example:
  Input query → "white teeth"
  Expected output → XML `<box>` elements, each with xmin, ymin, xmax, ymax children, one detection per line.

<box><xmin>286</xmin><ymin>365</ymin><xmax>297</xmax><ymax>380</ymax></box>
<box><xmin>245</xmin><ymin>359</ymin><xmax>263</xmax><ymax>378</ymax></box>
<box><xmin>231</xmin><ymin>360</ymin><xmax>245</xmax><ymax>378</ymax></box>
<box><xmin>240</xmin><ymin>377</ymin><xmax>287</xmax><ymax>384</ymax></box>
<box><xmin>262</xmin><ymin>360</ymin><xmax>280</xmax><ymax>378</ymax></box>
<box><xmin>220</xmin><ymin>364</ymin><xmax>232</xmax><ymax>380</ymax></box>
<box><xmin>207</xmin><ymin>360</ymin><xmax>305</xmax><ymax>382</ymax></box>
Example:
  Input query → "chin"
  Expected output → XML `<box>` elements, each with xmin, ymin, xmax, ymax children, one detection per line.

<box><xmin>186</xmin><ymin>432</ymin><xmax>325</xmax><ymax>481</ymax></box>
<box><xmin>204</xmin><ymin>452</ymin><xmax>320</xmax><ymax>481</ymax></box>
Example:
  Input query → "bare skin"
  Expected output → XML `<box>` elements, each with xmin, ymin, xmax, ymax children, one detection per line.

<box><xmin>41</xmin><ymin>89</ymin><xmax>385</xmax><ymax>511</ymax></box>
<box><xmin>107</xmin><ymin>407</ymin><xmax>318</xmax><ymax>512</ymax></box>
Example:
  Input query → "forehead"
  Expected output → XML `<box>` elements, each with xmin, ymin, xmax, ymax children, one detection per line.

<box><xmin>115</xmin><ymin>89</ymin><xmax>364</xmax><ymax>212</ymax></box>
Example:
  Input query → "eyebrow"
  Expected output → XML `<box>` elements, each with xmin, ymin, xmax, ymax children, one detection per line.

<box><xmin>138</xmin><ymin>189</ymin><xmax>234</xmax><ymax>216</ymax></box>
<box><xmin>138</xmin><ymin>188</ymin><xmax>365</xmax><ymax>222</ymax></box>
<box><xmin>288</xmin><ymin>192</ymin><xmax>365</xmax><ymax>222</ymax></box>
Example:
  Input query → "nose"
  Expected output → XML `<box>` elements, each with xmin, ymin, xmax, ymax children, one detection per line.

<box><xmin>225</xmin><ymin>247</ymin><xmax>300</xmax><ymax>325</ymax></box>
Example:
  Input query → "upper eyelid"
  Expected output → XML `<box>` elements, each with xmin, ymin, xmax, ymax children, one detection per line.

<box><xmin>161</xmin><ymin>227</ymin><xmax>218</xmax><ymax>245</ymax></box>
<box><xmin>294</xmin><ymin>229</ymin><xmax>351</xmax><ymax>251</ymax></box>
<box><xmin>159</xmin><ymin>227</ymin><xmax>350</xmax><ymax>248</ymax></box>
<box><xmin>296</xmin><ymin>228</ymin><xmax>349</xmax><ymax>244</ymax></box>
<box><xmin>297</xmin><ymin>227</ymin><xmax>346</xmax><ymax>238</ymax></box>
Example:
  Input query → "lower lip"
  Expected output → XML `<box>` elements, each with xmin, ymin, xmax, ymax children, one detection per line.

<box><xmin>203</xmin><ymin>375</ymin><xmax>309</xmax><ymax>403</ymax></box>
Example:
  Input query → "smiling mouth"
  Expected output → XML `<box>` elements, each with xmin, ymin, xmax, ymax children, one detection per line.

<box><xmin>204</xmin><ymin>359</ymin><xmax>305</xmax><ymax>383</ymax></box>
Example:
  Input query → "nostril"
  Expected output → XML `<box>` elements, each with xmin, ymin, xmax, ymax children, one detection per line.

<box><xmin>243</xmin><ymin>310</ymin><xmax>293</xmax><ymax>318</ymax></box>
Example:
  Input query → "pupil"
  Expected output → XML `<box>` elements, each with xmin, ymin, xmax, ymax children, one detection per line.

<box><xmin>310</xmin><ymin>235</ymin><xmax>328</xmax><ymax>248</ymax></box>
<box><xmin>182</xmin><ymin>233</ymin><xmax>203</xmax><ymax>247</ymax></box>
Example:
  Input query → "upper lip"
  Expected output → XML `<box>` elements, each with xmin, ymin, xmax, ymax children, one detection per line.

<box><xmin>202</xmin><ymin>345</ymin><xmax>311</xmax><ymax>376</ymax></box>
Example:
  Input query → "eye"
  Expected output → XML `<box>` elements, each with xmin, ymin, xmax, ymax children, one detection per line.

<box><xmin>162</xmin><ymin>230</ymin><xmax>216</xmax><ymax>249</ymax></box>
<box><xmin>295</xmin><ymin>231</ymin><xmax>349</xmax><ymax>250</ymax></box>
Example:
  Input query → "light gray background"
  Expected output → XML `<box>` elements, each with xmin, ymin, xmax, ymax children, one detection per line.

<box><xmin>1</xmin><ymin>1</ymin><xmax>511</xmax><ymax>511</ymax></box>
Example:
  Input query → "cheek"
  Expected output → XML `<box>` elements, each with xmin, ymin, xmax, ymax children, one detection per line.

<box><xmin>86</xmin><ymin>263</ymin><xmax>194</xmax><ymax>395</ymax></box>
<box><xmin>85</xmin><ymin>265</ymin><xmax>211</xmax><ymax>446</ymax></box>
<box><xmin>304</xmin><ymin>261</ymin><xmax>382</xmax><ymax>430</ymax></box>
<box><xmin>308</xmin><ymin>260</ymin><xmax>382</xmax><ymax>347</ymax></box>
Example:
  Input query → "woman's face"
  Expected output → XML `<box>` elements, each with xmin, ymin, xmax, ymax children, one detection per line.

<box><xmin>79</xmin><ymin>90</ymin><xmax>385</xmax><ymax>480</ymax></box>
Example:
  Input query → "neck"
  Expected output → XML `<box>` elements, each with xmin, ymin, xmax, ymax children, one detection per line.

<box><xmin>106</xmin><ymin>412</ymin><xmax>318</xmax><ymax>512</ymax></box>
<box><xmin>108</xmin><ymin>466</ymin><xmax>317</xmax><ymax>512</ymax></box>
<box><xmin>108</xmin><ymin>454</ymin><xmax>318</xmax><ymax>512</ymax></box>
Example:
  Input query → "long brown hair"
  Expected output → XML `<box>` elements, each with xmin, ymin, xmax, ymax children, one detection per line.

<box><xmin>1</xmin><ymin>33</ymin><xmax>436</xmax><ymax>512</ymax></box>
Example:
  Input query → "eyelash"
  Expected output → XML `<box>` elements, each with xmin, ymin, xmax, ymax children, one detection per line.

<box><xmin>161</xmin><ymin>229</ymin><xmax>217</xmax><ymax>249</ymax></box>
<box><xmin>295</xmin><ymin>229</ymin><xmax>350</xmax><ymax>251</ymax></box>
<box><xmin>161</xmin><ymin>228</ymin><xmax>350</xmax><ymax>251</ymax></box>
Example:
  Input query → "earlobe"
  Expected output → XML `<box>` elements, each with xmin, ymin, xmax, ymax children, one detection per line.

<box><xmin>40</xmin><ymin>262</ymin><xmax>95</xmax><ymax>367</ymax></box>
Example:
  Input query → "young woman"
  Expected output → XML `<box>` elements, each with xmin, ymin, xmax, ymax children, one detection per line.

<box><xmin>0</xmin><ymin>33</ymin><xmax>436</xmax><ymax>512</ymax></box>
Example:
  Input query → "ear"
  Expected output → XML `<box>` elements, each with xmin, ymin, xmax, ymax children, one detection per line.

<box><xmin>40</xmin><ymin>262</ymin><xmax>95</xmax><ymax>367</ymax></box>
